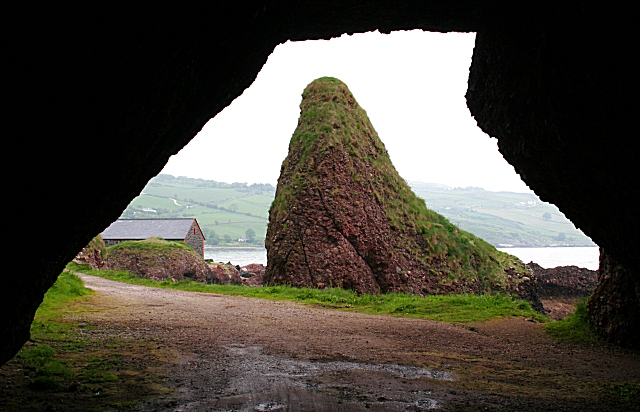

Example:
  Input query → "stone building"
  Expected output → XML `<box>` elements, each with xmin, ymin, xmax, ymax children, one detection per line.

<box><xmin>101</xmin><ymin>218</ymin><xmax>205</xmax><ymax>258</ymax></box>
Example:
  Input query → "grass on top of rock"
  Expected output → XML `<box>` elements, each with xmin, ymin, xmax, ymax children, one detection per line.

<box><xmin>108</xmin><ymin>237</ymin><xmax>196</xmax><ymax>254</ymax></box>
<box><xmin>68</xmin><ymin>262</ymin><xmax>547</xmax><ymax>324</ymax></box>
<box><xmin>269</xmin><ymin>77</ymin><xmax>529</xmax><ymax>292</ymax></box>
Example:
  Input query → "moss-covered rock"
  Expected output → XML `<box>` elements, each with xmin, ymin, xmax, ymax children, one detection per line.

<box><xmin>73</xmin><ymin>234</ymin><xmax>107</xmax><ymax>269</ymax></box>
<box><xmin>265</xmin><ymin>77</ymin><xmax>541</xmax><ymax>309</ymax></box>
<box><xmin>104</xmin><ymin>238</ymin><xmax>215</xmax><ymax>283</ymax></box>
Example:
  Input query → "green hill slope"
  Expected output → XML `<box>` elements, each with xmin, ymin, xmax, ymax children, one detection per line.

<box><xmin>120</xmin><ymin>175</ymin><xmax>594</xmax><ymax>248</ymax></box>
<box><xmin>409</xmin><ymin>182</ymin><xmax>595</xmax><ymax>247</ymax></box>
<box><xmin>120</xmin><ymin>175</ymin><xmax>274</xmax><ymax>245</ymax></box>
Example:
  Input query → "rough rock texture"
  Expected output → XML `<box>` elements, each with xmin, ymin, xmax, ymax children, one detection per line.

<box><xmin>240</xmin><ymin>264</ymin><xmax>266</xmax><ymax>286</ymax></box>
<box><xmin>4</xmin><ymin>2</ymin><xmax>639</xmax><ymax>364</ymax></box>
<box><xmin>208</xmin><ymin>263</ymin><xmax>243</xmax><ymax>285</ymax></box>
<box><xmin>527</xmin><ymin>263</ymin><xmax>598</xmax><ymax>299</ymax></box>
<box><xmin>466</xmin><ymin>13</ymin><xmax>639</xmax><ymax>346</ymax></box>
<box><xmin>588</xmin><ymin>250</ymin><xmax>640</xmax><ymax>348</ymax></box>
<box><xmin>104</xmin><ymin>240</ymin><xmax>214</xmax><ymax>283</ymax></box>
<box><xmin>73</xmin><ymin>235</ymin><xmax>107</xmax><ymax>270</ymax></box>
<box><xmin>266</xmin><ymin>78</ymin><xmax>541</xmax><ymax>311</ymax></box>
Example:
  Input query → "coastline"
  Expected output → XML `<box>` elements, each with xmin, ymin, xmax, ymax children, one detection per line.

<box><xmin>496</xmin><ymin>245</ymin><xmax>597</xmax><ymax>248</ymax></box>
<box><xmin>205</xmin><ymin>246</ymin><xmax>266</xmax><ymax>250</ymax></box>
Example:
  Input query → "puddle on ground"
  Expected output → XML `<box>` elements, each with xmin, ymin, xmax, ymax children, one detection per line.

<box><xmin>323</xmin><ymin>361</ymin><xmax>453</xmax><ymax>381</ymax></box>
<box><xmin>254</xmin><ymin>401</ymin><xmax>287</xmax><ymax>411</ymax></box>
<box><xmin>179</xmin><ymin>387</ymin><xmax>441</xmax><ymax>411</ymax></box>
<box><xmin>171</xmin><ymin>345</ymin><xmax>448</xmax><ymax>411</ymax></box>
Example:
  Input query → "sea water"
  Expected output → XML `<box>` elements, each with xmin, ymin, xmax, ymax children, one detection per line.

<box><xmin>206</xmin><ymin>246</ymin><xmax>600</xmax><ymax>270</ymax></box>
<box><xmin>497</xmin><ymin>246</ymin><xmax>599</xmax><ymax>270</ymax></box>
<box><xmin>205</xmin><ymin>247</ymin><xmax>267</xmax><ymax>266</ymax></box>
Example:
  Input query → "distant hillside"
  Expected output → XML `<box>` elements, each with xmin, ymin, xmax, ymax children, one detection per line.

<box><xmin>409</xmin><ymin>182</ymin><xmax>595</xmax><ymax>247</ymax></box>
<box><xmin>121</xmin><ymin>174</ymin><xmax>275</xmax><ymax>245</ymax></box>
<box><xmin>121</xmin><ymin>174</ymin><xmax>594</xmax><ymax>248</ymax></box>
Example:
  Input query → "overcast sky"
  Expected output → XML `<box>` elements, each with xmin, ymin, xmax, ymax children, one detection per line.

<box><xmin>161</xmin><ymin>30</ymin><xmax>532</xmax><ymax>193</ymax></box>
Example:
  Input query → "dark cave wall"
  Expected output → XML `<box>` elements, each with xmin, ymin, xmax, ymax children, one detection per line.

<box><xmin>587</xmin><ymin>250</ymin><xmax>640</xmax><ymax>348</ymax></box>
<box><xmin>3</xmin><ymin>1</ymin><xmax>639</xmax><ymax>365</ymax></box>
<box><xmin>466</xmin><ymin>9</ymin><xmax>640</xmax><ymax>345</ymax></box>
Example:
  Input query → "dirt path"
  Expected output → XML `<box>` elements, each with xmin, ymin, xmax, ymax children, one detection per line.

<box><xmin>18</xmin><ymin>275</ymin><xmax>640</xmax><ymax>411</ymax></box>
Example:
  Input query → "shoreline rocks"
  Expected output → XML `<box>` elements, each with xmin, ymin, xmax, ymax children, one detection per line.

<box><xmin>526</xmin><ymin>262</ymin><xmax>597</xmax><ymax>298</ymax></box>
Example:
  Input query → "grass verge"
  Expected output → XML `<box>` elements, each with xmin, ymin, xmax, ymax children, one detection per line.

<box><xmin>0</xmin><ymin>270</ymin><xmax>172</xmax><ymax>411</ymax></box>
<box><xmin>545</xmin><ymin>299</ymin><xmax>599</xmax><ymax>344</ymax></box>
<box><xmin>67</xmin><ymin>262</ymin><xmax>547</xmax><ymax>324</ymax></box>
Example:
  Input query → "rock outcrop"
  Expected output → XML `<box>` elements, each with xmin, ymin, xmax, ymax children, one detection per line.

<box><xmin>207</xmin><ymin>262</ymin><xmax>243</xmax><ymax>285</ymax></box>
<box><xmin>265</xmin><ymin>77</ymin><xmax>540</xmax><ymax>310</ymax></box>
<box><xmin>240</xmin><ymin>264</ymin><xmax>266</xmax><ymax>286</ymax></box>
<box><xmin>104</xmin><ymin>238</ymin><xmax>215</xmax><ymax>283</ymax></box>
<box><xmin>588</xmin><ymin>250</ymin><xmax>640</xmax><ymax>348</ymax></box>
<box><xmin>73</xmin><ymin>235</ymin><xmax>107</xmax><ymax>270</ymax></box>
<box><xmin>527</xmin><ymin>263</ymin><xmax>598</xmax><ymax>298</ymax></box>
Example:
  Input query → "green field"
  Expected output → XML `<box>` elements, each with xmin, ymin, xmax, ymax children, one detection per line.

<box><xmin>410</xmin><ymin>182</ymin><xmax>594</xmax><ymax>247</ymax></box>
<box><xmin>119</xmin><ymin>174</ymin><xmax>594</xmax><ymax>247</ymax></box>
<box><xmin>121</xmin><ymin>175</ymin><xmax>274</xmax><ymax>244</ymax></box>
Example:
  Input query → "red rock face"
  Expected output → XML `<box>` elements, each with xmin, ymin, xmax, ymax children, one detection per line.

<box><xmin>240</xmin><ymin>264</ymin><xmax>266</xmax><ymax>286</ymax></box>
<box><xmin>105</xmin><ymin>248</ymin><xmax>212</xmax><ymax>283</ymax></box>
<box><xmin>73</xmin><ymin>235</ymin><xmax>107</xmax><ymax>269</ymax></box>
<box><xmin>208</xmin><ymin>262</ymin><xmax>243</xmax><ymax>285</ymax></box>
<box><xmin>527</xmin><ymin>262</ymin><xmax>598</xmax><ymax>298</ymax></box>
<box><xmin>265</xmin><ymin>78</ymin><xmax>536</xmax><ymax>300</ymax></box>
<box><xmin>73</xmin><ymin>246</ymin><xmax>105</xmax><ymax>270</ymax></box>
<box><xmin>266</xmin><ymin>153</ymin><xmax>436</xmax><ymax>295</ymax></box>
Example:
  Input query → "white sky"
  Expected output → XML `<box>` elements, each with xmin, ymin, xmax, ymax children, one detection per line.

<box><xmin>162</xmin><ymin>30</ymin><xmax>532</xmax><ymax>193</ymax></box>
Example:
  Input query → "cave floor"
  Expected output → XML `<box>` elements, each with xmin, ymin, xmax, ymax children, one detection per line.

<box><xmin>2</xmin><ymin>274</ymin><xmax>639</xmax><ymax>411</ymax></box>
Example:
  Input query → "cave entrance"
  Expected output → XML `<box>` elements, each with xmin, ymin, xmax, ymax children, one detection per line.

<box><xmin>153</xmin><ymin>30</ymin><xmax>595</xmax><ymax>265</ymax></box>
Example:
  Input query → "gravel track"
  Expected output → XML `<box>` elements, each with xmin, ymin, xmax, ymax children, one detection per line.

<box><xmin>67</xmin><ymin>275</ymin><xmax>640</xmax><ymax>411</ymax></box>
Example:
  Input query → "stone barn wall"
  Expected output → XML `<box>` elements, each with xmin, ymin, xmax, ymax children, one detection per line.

<box><xmin>184</xmin><ymin>221</ymin><xmax>205</xmax><ymax>258</ymax></box>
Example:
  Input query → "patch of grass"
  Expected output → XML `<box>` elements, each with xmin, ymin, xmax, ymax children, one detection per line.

<box><xmin>17</xmin><ymin>271</ymin><xmax>93</xmax><ymax>390</ymax></box>
<box><xmin>108</xmin><ymin>237</ymin><xmax>195</xmax><ymax>254</ymax></box>
<box><xmin>8</xmin><ymin>270</ymin><xmax>172</xmax><ymax>409</ymax></box>
<box><xmin>34</xmin><ymin>270</ymin><xmax>93</xmax><ymax>322</ymax></box>
<box><xmin>545</xmin><ymin>299</ymin><xmax>598</xmax><ymax>344</ymax></box>
<box><xmin>18</xmin><ymin>344</ymin><xmax>72</xmax><ymax>390</ymax></box>
<box><xmin>68</xmin><ymin>262</ymin><xmax>547</xmax><ymax>324</ymax></box>
<box><xmin>608</xmin><ymin>382</ymin><xmax>640</xmax><ymax>403</ymax></box>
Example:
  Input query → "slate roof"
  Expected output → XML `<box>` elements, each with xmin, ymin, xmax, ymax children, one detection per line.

<box><xmin>102</xmin><ymin>219</ymin><xmax>196</xmax><ymax>240</ymax></box>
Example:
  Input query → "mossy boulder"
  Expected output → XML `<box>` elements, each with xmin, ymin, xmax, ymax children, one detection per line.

<box><xmin>104</xmin><ymin>238</ymin><xmax>216</xmax><ymax>283</ymax></box>
<box><xmin>73</xmin><ymin>234</ymin><xmax>107</xmax><ymax>269</ymax></box>
<box><xmin>208</xmin><ymin>262</ymin><xmax>243</xmax><ymax>285</ymax></box>
<box><xmin>265</xmin><ymin>77</ymin><xmax>541</xmax><ymax>309</ymax></box>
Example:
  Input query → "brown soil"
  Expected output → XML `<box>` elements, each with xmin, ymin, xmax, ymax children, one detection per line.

<box><xmin>2</xmin><ymin>275</ymin><xmax>639</xmax><ymax>411</ymax></box>
<box><xmin>541</xmin><ymin>298</ymin><xmax>582</xmax><ymax>321</ymax></box>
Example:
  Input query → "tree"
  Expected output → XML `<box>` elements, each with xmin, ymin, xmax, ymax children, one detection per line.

<box><xmin>229</xmin><ymin>203</ymin><xmax>239</xmax><ymax>212</ymax></box>
<box><xmin>245</xmin><ymin>228</ymin><xmax>256</xmax><ymax>242</ymax></box>
<box><xmin>542</xmin><ymin>212</ymin><xmax>552</xmax><ymax>221</ymax></box>
<box><xmin>203</xmin><ymin>228</ymin><xmax>220</xmax><ymax>246</ymax></box>
<box><xmin>223</xmin><ymin>234</ymin><xmax>232</xmax><ymax>243</ymax></box>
